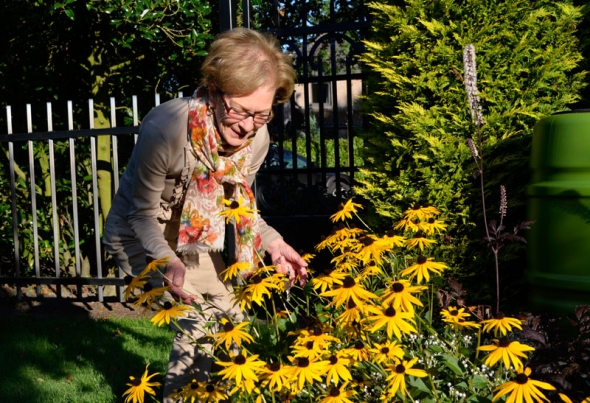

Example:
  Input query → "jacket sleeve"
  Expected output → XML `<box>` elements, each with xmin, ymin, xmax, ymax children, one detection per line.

<box><xmin>247</xmin><ymin>125</ymin><xmax>283</xmax><ymax>250</ymax></box>
<box><xmin>126</xmin><ymin>100</ymin><xmax>188</xmax><ymax>260</ymax></box>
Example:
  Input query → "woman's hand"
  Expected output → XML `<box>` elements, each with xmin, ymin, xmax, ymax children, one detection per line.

<box><xmin>266</xmin><ymin>238</ymin><xmax>308</xmax><ymax>287</ymax></box>
<box><xmin>163</xmin><ymin>257</ymin><xmax>198</xmax><ymax>305</ymax></box>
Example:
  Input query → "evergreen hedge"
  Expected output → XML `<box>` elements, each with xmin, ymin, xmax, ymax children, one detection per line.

<box><xmin>356</xmin><ymin>0</ymin><xmax>587</xmax><ymax>305</ymax></box>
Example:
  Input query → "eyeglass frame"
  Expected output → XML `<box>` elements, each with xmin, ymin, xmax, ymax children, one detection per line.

<box><xmin>220</xmin><ymin>94</ymin><xmax>274</xmax><ymax>125</ymax></box>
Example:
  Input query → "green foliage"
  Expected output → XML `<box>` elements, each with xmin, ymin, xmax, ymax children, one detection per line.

<box><xmin>356</xmin><ymin>0</ymin><xmax>587</xmax><ymax>304</ymax></box>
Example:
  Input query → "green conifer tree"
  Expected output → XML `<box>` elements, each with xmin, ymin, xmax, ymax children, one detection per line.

<box><xmin>356</xmin><ymin>0</ymin><xmax>587</xmax><ymax>303</ymax></box>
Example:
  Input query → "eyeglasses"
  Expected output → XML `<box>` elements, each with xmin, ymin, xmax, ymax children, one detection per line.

<box><xmin>221</xmin><ymin>96</ymin><xmax>273</xmax><ymax>125</ymax></box>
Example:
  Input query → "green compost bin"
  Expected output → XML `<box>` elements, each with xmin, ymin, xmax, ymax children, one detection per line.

<box><xmin>527</xmin><ymin>110</ymin><xmax>590</xmax><ymax>315</ymax></box>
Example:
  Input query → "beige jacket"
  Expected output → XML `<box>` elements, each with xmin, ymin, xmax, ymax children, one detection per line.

<box><xmin>109</xmin><ymin>96</ymin><xmax>282</xmax><ymax>260</ymax></box>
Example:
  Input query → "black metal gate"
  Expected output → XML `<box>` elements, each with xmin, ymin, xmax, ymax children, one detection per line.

<box><xmin>222</xmin><ymin>1</ymin><xmax>369</xmax><ymax>220</ymax></box>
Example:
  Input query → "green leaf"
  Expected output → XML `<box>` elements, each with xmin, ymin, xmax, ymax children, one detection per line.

<box><xmin>408</xmin><ymin>375</ymin><xmax>431</xmax><ymax>394</ymax></box>
<box><xmin>64</xmin><ymin>8</ymin><xmax>74</xmax><ymax>20</ymax></box>
<box><xmin>471</xmin><ymin>374</ymin><xmax>490</xmax><ymax>389</ymax></box>
<box><xmin>442</xmin><ymin>354</ymin><xmax>464</xmax><ymax>375</ymax></box>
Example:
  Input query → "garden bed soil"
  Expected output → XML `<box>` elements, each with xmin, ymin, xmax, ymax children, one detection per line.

<box><xmin>0</xmin><ymin>283</ymin><xmax>156</xmax><ymax>320</ymax></box>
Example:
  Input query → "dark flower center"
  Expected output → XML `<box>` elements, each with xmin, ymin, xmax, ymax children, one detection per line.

<box><xmin>381</xmin><ymin>347</ymin><xmax>390</xmax><ymax>354</ymax></box>
<box><xmin>347</xmin><ymin>299</ymin><xmax>357</xmax><ymax>309</ymax></box>
<box><xmin>354</xmin><ymin>340</ymin><xmax>364</xmax><ymax>349</ymax></box>
<box><xmin>515</xmin><ymin>373</ymin><xmax>529</xmax><ymax>384</ymax></box>
<box><xmin>269</xmin><ymin>362</ymin><xmax>281</xmax><ymax>372</ymax></box>
<box><xmin>143</xmin><ymin>283</ymin><xmax>153</xmax><ymax>292</ymax></box>
<box><xmin>234</xmin><ymin>354</ymin><xmax>247</xmax><ymax>365</ymax></box>
<box><xmin>132</xmin><ymin>378</ymin><xmax>142</xmax><ymax>386</ymax></box>
<box><xmin>124</xmin><ymin>275</ymin><xmax>134</xmax><ymax>285</ymax></box>
<box><xmin>329</xmin><ymin>355</ymin><xmax>338</xmax><ymax>365</ymax></box>
<box><xmin>312</xmin><ymin>326</ymin><xmax>323</xmax><ymax>336</ymax></box>
<box><xmin>499</xmin><ymin>337</ymin><xmax>511</xmax><ymax>347</ymax></box>
<box><xmin>250</xmin><ymin>275</ymin><xmax>262</xmax><ymax>284</ymax></box>
<box><xmin>449</xmin><ymin>308</ymin><xmax>458</xmax><ymax>316</ymax></box>
<box><xmin>190</xmin><ymin>381</ymin><xmax>199</xmax><ymax>390</ymax></box>
<box><xmin>322</xmin><ymin>268</ymin><xmax>333</xmax><ymax>276</ymax></box>
<box><xmin>343</xmin><ymin>277</ymin><xmax>356</xmax><ymax>288</ymax></box>
<box><xmin>414</xmin><ymin>231</ymin><xmax>424</xmax><ymax>239</ymax></box>
<box><xmin>338</xmin><ymin>203</ymin><xmax>345</xmax><ymax>211</ymax></box>
<box><xmin>387</xmin><ymin>230</ymin><xmax>395</xmax><ymax>237</ymax></box>
<box><xmin>297</xmin><ymin>357</ymin><xmax>310</xmax><ymax>368</ymax></box>
<box><xmin>395</xmin><ymin>364</ymin><xmax>406</xmax><ymax>373</ymax></box>
<box><xmin>343</xmin><ymin>247</ymin><xmax>351</xmax><ymax>253</ymax></box>
<box><xmin>206</xmin><ymin>384</ymin><xmax>215</xmax><ymax>392</ymax></box>
<box><xmin>495</xmin><ymin>312</ymin><xmax>505</xmax><ymax>320</ymax></box>
<box><xmin>223</xmin><ymin>321</ymin><xmax>235</xmax><ymax>332</ymax></box>
<box><xmin>163</xmin><ymin>301</ymin><xmax>173</xmax><ymax>310</ymax></box>
<box><xmin>329</xmin><ymin>388</ymin><xmax>340</xmax><ymax>397</ymax></box>
<box><xmin>230</xmin><ymin>200</ymin><xmax>240</xmax><ymax>209</ymax></box>
<box><xmin>338</xmin><ymin>223</ymin><xmax>346</xmax><ymax>230</ymax></box>
<box><xmin>417</xmin><ymin>255</ymin><xmax>427</xmax><ymax>264</ymax></box>
<box><xmin>412</xmin><ymin>204</ymin><xmax>421</xmax><ymax>210</ymax></box>
<box><xmin>392</xmin><ymin>282</ymin><xmax>404</xmax><ymax>293</ymax></box>
<box><xmin>360</xmin><ymin>236</ymin><xmax>374</xmax><ymax>246</ymax></box>
<box><xmin>428</xmin><ymin>218</ymin><xmax>435</xmax><ymax>224</ymax></box>
<box><xmin>385</xmin><ymin>307</ymin><xmax>397</xmax><ymax>317</ymax></box>
<box><xmin>306</xmin><ymin>341</ymin><xmax>314</xmax><ymax>350</ymax></box>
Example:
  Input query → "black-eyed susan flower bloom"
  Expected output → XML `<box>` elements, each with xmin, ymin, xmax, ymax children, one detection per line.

<box><xmin>335</xmin><ymin>298</ymin><xmax>379</xmax><ymax>327</ymax></box>
<box><xmin>199</xmin><ymin>381</ymin><xmax>228</xmax><ymax>403</ymax></box>
<box><xmin>287</xmin><ymin>356</ymin><xmax>330</xmax><ymax>392</ymax></box>
<box><xmin>360</xmin><ymin>260</ymin><xmax>384</xmax><ymax>278</ymax></box>
<box><xmin>291</xmin><ymin>340</ymin><xmax>327</xmax><ymax>360</ymax></box>
<box><xmin>150</xmin><ymin>300</ymin><xmax>190</xmax><ymax>327</ymax></box>
<box><xmin>369</xmin><ymin>306</ymin><xmax>417</xmax><ymax>340</ymax></box>
<box><xmin>419</xmin><ymin>217</ymin><xmax>447</xmax><ymax>235</ymax></box>
<box><xmin>132</xmin><ymin>283</ymin><xmax>170</xmax><ymax>308</ymax></box>
<box><xmin>402</xmin><ymin>204</ymin><xmax>440</xmax><ymax>221</ymax></box>
<box><xmin>173</xmin><ymin>379</ymin><xmax>203</xmax><ymax>403</ymax></box>
<box><xmin>123</xmin><ymin>274</ymin><xmax>148</xmax><ymax>302</ymax></box>
<box><xmin>122</xmin><ymin>364</ymin><xmax>161</xmax><ymax>403</ymax></box>
<box><xmin>441</xmin><ymin>306</ymin><xmax>473</xmax><ymax>326</ymax></box>
<box><xmin>481</xmin><ymin>312</ymin><xmax>524</xmax><ymax>337</ymax></box>
<box><xmin>385</xmin><ymin>357</ymin><xmax>428</xmax><ymax>398</ymax></box>
<box><xmin>369</xmin><ymin>340</ymin><xmax>405</xmax><ymax>365</ymax></box>
<box><xmin>217</xmin><ymin>196</ymin><xmax>257</xmax><ymax>224</ymax></box>
<box><xmin>342</xmin><ymin>339</ymin><xmax>371</xmax><ymax>363</ymax></box>
<box><xmin>492</xmin><ymin>367</ymin><xmax>555</xmax><ymax>403</ymax></box>
<box><xmin>320</xmin><ymin>382</ymin><xmax>356</xmax><ymax>403</ymax></box>
<box><xmin>401</xmin><ymin>255</ymin><xmax>447</xmax><ymax>283</ymax></box>
<box><xmin>477</xmin><ymin>337</ymin><xmax>535</xmax><ymax>370</ymax></box>
<box><xmin>297</xmin><ymin>325</ymin><xmax>340</xmax><ymax>349</ymax></box>
<box><xmin>210</xmin><ymin>317</ymin><xmax>254</xmax><ymax>350</ymax></box>
<box><xmin>324</xmin><ymin>352</ymin><xmax>353</xmax><ymax>385</ymax></box>
<box><xmin>405</xmin><ymin>231</ymin><xmax>437</xmax><ymax>251</ymax></box>
<box><xmin>216</xmin><ymin>351</ymin><xmax>265</xmax><ymax>394</ymax></box>
<box><xmin>330</xmin><ymin>199</ymin><xmax>363</xmax><ymax>222</ymax></box>
<box><xmin>139</xmin><ymin>256</ymin><xmax>170</xmax><ymax>277</ymax></box>
<box><xmin>353</xmin><ymin>235</ymin><xmax>390</xmax><ymax>265</ymax></box>
<box><xmin>381</xmin><ymin>231</ymin><xmax>406</xmax><ymax>249</ymax></box>
<box><xmin>394</xmin><ymin>217</ymin><xmax>421</xmax><ymax>233</ymax></box>
<box><xmin>312</xmin><ymin>268</ymin><xmax>347</xmax><ymax>294</ymax></box>
<box><xmin>236</xmin><ymin>274</ymin><xmax>278</xmax><ymax>310</ymax></box>
<box><xmin>380</xmin><ymin>280</ymin><xmax>426</xmax><ymax>313</ymax></box>
<box><xmin>220</xmin><ymin>261</ymin><xmax>252</xmax><ymax>282</ymax></box>
<box><xmin>260</xmin><ymin>361</ymin><xmax>290</xmax><ymax>392</ymax></box>
<box><xmin>320</xmin><ymin>276</ymin><xmax>378</xmax><ymax>308</ymax></box>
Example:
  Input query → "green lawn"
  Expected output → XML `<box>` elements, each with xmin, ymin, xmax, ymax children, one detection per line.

<box><xmin>0</xmin><ymin>313</ymin><xmax>173</xmax><ymax>403</ymax></box>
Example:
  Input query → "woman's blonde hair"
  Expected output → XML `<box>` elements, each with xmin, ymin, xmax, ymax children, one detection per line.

<box><xmin>200</xmin><ymin>28</ymin><xmax>296</xmax><ymax>104</ymax></box>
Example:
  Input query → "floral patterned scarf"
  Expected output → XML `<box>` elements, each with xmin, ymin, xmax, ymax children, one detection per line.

<box><xmin>177</xmin><ymin>89</ymin><xmax>263</xmax><ymax>270</ymax></box>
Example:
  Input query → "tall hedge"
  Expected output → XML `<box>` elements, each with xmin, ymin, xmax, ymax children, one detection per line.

<box><xmin>356</xmin><ymin>0</ymin><xmax>587</xmax><ymax>305</ymax></box>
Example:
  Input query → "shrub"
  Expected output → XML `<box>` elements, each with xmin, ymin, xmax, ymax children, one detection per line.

<box><xmin>355</xmin><ymin>0</ymin><xmax>587</xmax><ymax>304</ymax></box>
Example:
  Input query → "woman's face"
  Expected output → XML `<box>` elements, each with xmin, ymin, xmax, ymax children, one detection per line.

<box><xmin>213</xmin><ymin>85</ymin><xmax>275</xmax><ymax>149</ymax></box>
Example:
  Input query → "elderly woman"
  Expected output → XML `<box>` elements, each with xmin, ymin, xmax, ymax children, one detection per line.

<box><xmin>102</xmin><ymin>28</ymin><xmax>308</xmax><ymax>400</ymax></box>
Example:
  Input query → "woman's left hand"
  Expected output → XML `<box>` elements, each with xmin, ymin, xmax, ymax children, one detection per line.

<box><xmin>266</xmin><ymin>238</ymin><xmax>308</xmax><ymax>287</ymax></box>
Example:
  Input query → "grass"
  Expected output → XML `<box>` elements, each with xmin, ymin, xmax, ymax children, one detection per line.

<box><xmin>0</xmin><ymin>314</ymin><xmax>174</xmax><ymax>403</ymax></box>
